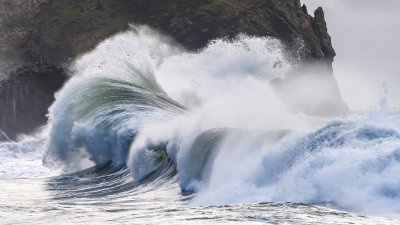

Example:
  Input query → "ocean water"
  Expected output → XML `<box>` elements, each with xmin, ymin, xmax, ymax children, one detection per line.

<box><xmin>1</xmin><ymin>26</ymin><xmax>399</xmax><ymax>224</ymax></box>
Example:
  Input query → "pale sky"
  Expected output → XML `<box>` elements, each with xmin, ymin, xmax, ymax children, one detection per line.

<box><xmin>302</xmin><ymin>0</ymin><xmax>400</xmax><ymax>111</ymax></box>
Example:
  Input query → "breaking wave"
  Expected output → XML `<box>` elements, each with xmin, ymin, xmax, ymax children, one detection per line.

<box><xmin>1</xmin><ymin>26</ymin><xmax>399</xmax><ymax>218</ymax></box>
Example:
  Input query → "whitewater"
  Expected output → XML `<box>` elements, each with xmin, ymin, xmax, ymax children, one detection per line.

<box><xmin>0</xmin><ymin>26</ymin><xmax>399</xmax><ymax>224</ymax></box>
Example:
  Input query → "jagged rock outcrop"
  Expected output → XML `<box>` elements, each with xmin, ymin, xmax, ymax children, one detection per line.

<box><xmin>311</xmin><ymin>7</ymin><xmax>336</xmax><ymax>62</ymax></box>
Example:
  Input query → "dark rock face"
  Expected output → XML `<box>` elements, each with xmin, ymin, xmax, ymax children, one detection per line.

<box><xmin>0</xmin><ymin>0</ymin><xmax>47</xmax><ymax>79</ymax></box>
<box><xmin>311</xmin><ymin>7</ymin><xmax>336</xmax><ymax>62</ymax></box>
<box><xmin>0</xmin><ymin>63</ymin><xmax>67</xmax><ymax>139</ymax></box>
<box><xmin>0</xmin><ymin>0</ymin><xmax>335</xmax><ymax>76</ymax></box>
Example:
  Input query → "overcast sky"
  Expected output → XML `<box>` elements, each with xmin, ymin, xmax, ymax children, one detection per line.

<box><xmin>302</xmin><ymin>0</ymin><xmax>400</xmax><ymax>111</ymax></box>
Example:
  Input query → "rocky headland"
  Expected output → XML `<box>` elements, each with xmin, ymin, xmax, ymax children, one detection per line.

<box><xmin>0</xmin><ymin>0</ymin><xmax>342</xmax><ymax>138</ymax></box>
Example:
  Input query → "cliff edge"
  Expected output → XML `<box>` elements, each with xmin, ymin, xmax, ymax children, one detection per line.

<box><xmin>0</xmin><ymin>0</ymin><xmax>335</xmax><ymax>77</ymax></box>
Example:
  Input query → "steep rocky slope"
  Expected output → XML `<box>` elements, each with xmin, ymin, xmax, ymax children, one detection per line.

<box><xmin>0</xmin><ymin>0</ymin><xmax>334</xmax><ymax>77</ymax></box>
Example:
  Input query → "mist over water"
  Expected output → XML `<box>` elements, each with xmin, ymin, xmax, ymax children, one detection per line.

<box><xmin>1</xmin><ymin>26</ymin><xmax>399</xmax><ymax>224</ymax></box>
<box><xmin>303</xmin><ymin>0</ymin><xmax>400</xmax><ymax>110</ymax></box>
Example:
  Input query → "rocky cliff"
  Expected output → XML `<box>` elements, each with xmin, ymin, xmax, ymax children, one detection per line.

<box><xmin>0</xmin><ymin>0</ymin><xmax>335</xmax><ymax>77</ymax></box>
<box><xmin>0</xmin><ymin>0</ymin><xmax>339</xmax><ymax>138</ymax></box>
